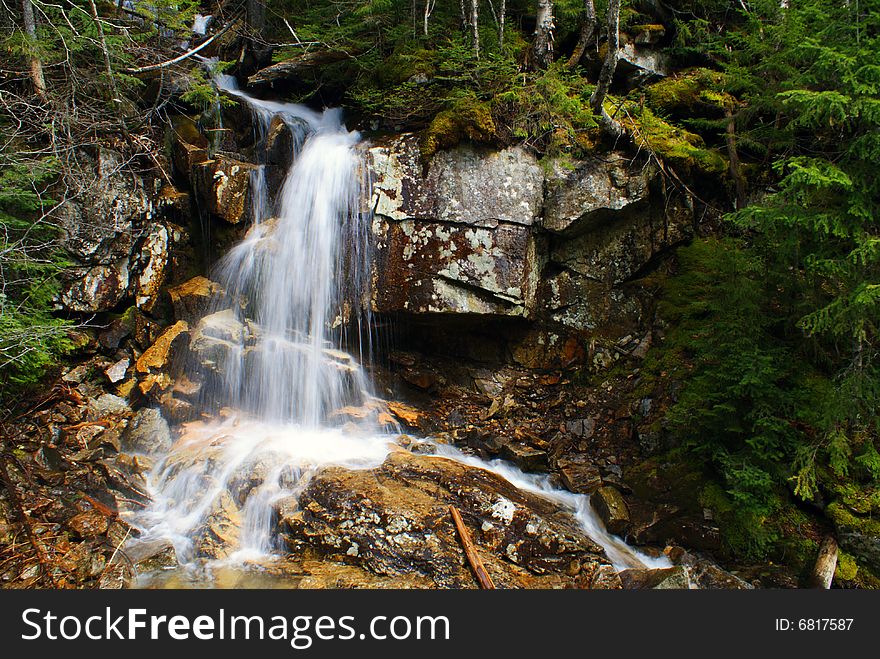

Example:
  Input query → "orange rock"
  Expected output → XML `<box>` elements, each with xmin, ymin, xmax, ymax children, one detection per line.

<box><xmin>135</xmin><ymin>320</ymin><xmax>189</xmax><ymax>374</ymax></box>
<box><xmin>386</xmin><ymin>401</ymin><xmax>421</xmax><ymax>427</ymax></box>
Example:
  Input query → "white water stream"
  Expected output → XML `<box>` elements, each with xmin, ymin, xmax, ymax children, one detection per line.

<box><xmin>131</xmin><ymin>74</ymin><xmax>668</xmax><ymax>579</ymax></box>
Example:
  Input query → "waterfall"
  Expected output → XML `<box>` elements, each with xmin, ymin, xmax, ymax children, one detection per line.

<box><xmin>131</xmin><ymin>74</ymin><xmax>668</xmax><ymax>577</ymax></box>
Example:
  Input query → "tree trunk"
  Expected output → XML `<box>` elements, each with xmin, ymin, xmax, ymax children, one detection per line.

<box><xmin>725</xmin><ymin>107</ymin><xmax>747</xmax><ymax>209</ymax></box>
<box><xmin>589</xmin><ymin>0</ymin><xmax>620</xmax><ymax>116</ymax></box>
<box><xmin>533</xmin><ymin>0</ymin><xmax>555</xmax><ymax>69</ymax></box>
<box><xmin>810</xmin><ymin>536</ymin><xmax>838</xmax><ymax>589</ymax></box>
<box><xmin>247</xmin><ymin>0</ymin><xmax>266</xmax><ymax>35</ymax></box>
<box><xmin>471</xmin><ymin>0</ymin><xmax>480</xmax><ymax>59</ymax></box>
<box><xmin>423</xmin><ymin>0</ymin><xmax>435</xmax><ymax>36</ymax></box>
<box><xmin>499</xmin><ymin>0</ymin><xmax>506</xmax><ymax>49</ymax></box>
<box><xmin>565</xmin><ymin>0</ymin><xmax>596</xmax><ymax>69</ymax></box>
<box><xmin>20</xmin><ymin>0</ymin><xmax>46</xmax><ymax>98</ymax></box>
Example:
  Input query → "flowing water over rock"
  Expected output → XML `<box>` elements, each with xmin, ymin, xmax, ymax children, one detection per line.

<box><xmin>130</xmin><ymin>75</ymin><xmax>668</xmax><ymax>586</ymax></box>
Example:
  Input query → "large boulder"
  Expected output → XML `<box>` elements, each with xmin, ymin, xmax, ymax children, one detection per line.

<box><xmin>55</xmin><ymin>149</ymin><xmax>190</xmax><ymax>314</ymax></box>
<box><xmin>192</xmin><ymin>155</ymin><xmax>259</xmax><ymax>225</ymax></box>
<box><xmin>372</xmin><ymin>218</ymin><xmax>542</xmax><ymax>316</ymax></box>
<box><xmin>370</xmin><ymin>135</ymin><xmax>543</xmax><ymax>226</ymax></box>
<box><xmin>543</xmin><ymin>154</ymin><xmax>654</xmax><ymax>235</ymax></box>
<box><xmin>278</xmin><ymin>450</ymin><xmax>616</xmax><ymax>588</ymax></box>
<box><xmin>368</xmin><ymin>135</ymin><xmax>545</xmax><ymax>317</ymax></box>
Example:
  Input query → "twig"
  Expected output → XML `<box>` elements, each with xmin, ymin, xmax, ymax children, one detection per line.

<box><xmin>0</xmin><ymin>453</ymin><xmax>60</xmax><ymax>587</ymax></box>
<box><xmin>449</xmin><ymin>505</ymin><xmax>495</xmax><ymax>589</ymax></box>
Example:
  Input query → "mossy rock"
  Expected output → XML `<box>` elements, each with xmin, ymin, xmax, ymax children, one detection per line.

<box><xmin>644</xmin><ymin>68</ymin><xmax>730</xmax><ymax>117</ymax></box>
<box><xmin>619</xmin><ymin>104</ymin><xmax>727</xmax><ymax>175</ymax></box>
<box><xmin>420</xmin><ymin>96</ymin><xmax>497</xmax><ymax>163</ymax></box>
<box><xmin>827</xmin><ymin>500</ymin><xmax>880</xmax><ymax>573</ymax></box>
<box><xmin>835</xmin><ymin>551</ymin><xmax>859</xmax><ymax>582</ymax></box>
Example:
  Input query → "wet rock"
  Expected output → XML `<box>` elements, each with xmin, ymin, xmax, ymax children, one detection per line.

<box><xmin>543</xmin><ymin>154</ymin><xmax>654</xmax><ymax>235</ymax></box>
<box><xmin>618</xmin><ymin>565</ymin><xmax>691</xmax><ymax>589</ymax></box>
<box><xmin>193</xmin><ymin>155</ymin><xmax>259</xmax><ymax>225</ymax></box>
<box><xmin>67</xmin><ymin>509</ymin><xmax>110</xmax><ymax>538</ymax></box>
<box><xmin>135</xmin><ymin>320</ymin><xmax>189</xmax><ymax>374</ymax></box>
<box><xmin>500</xmin><ymin>442</ymin><xmax>548</xmax><ymax>472</ymax></box>
<box><xmin>100</xmin><ymin>538</ymin><xmax>179</xmax><ymax>589</ymax></box>
<box><xmin>557</xmin><ymin>456</ymin><xmax>602</xmax><ymax>494</ymax></box>
<box><xmin>592</xmin><ymin>486</ymin><xmax>631</xmax><ymax>535</ymax></box>
<box><xmin>122</xmin><ymin>407</ymin><xmax>172</xmax><ymax>455</ymax></box>
<box><xmin>189</xmin><ymin>309</ymin><xmax>249</xmax><ymax>375</ymax></box>
<box><xmin>168</xmin><ymin>276</ymin><xmax>223</xmax><ymax>323</ymax></box>
<box><xmin>278</xmin><ymin>450</ymin><xmax>613</xmax><ymax>588</ymax></box>
<box><xmin>194</xmin><ymin>490</ymin><xmax>241</xmax><ymax>560</ymax></box>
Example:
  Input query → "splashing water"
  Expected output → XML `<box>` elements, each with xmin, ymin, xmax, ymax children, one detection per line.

<box><xmin>131</xmin><ymin>74</ymin><xmax>667</xmax><ymax>577</ymax></box>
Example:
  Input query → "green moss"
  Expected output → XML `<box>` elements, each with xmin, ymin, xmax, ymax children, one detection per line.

<box><xmin>644</xmin><ymin>68</ymin><xmax>729</xmax><ymax>116</ymax></box>
<box><xmin>619</xmin><ymin>104</ymin><xmax>727</xmax><ymax>174</ymax></box>
<box><xmin>827</xmin><ymin>500</ymin><xmax>880</xmax><ymax>536</ymax></box>
<box><xmin>836</xmin><ymin>551</ymin><xmax>859</xmax><ymax>581</ymax></box>
<box><xmin>420</xmin><ymin>95</ymin><xmax>497</xmax><ymax>162</ymax></box>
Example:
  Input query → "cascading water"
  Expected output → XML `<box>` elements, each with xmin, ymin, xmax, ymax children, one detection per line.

<box><xmin>131</xmin><ymin>74</ymin><xmax>668</xmax><ymax>580</ymax></box>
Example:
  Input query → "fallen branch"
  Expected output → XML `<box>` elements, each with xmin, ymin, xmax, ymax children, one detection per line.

<box><xmin>124</xmin><ymin>19</ymin><xmax>238</xmax><ymax>74</ymax></box>
<box><xmin>449</xmin><ymin>505</ymin><xmax>495</xmax><ymax>589</ymax></box>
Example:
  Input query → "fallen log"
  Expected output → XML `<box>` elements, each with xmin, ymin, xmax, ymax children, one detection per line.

<box><xmin>449</xmin><ymin>505</ymin><xmax>495</xmax><ymax>589</ymax></box>
<box><xmin>810</xmin><ymin>536</ymin><xmax>839</xmax><ymax>589</ymax></box>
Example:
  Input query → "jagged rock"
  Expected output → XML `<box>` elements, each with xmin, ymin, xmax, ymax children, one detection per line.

<box><xmin>665</xmin><ymin>546</ymin><xmax>753</xmax><ymax>589</ymax></box>
<box><xmin>67</xmin><ymin>509</ymin><xmax>110</xmax><ymax>538</ymax></box>
<box><xmin>500</xmin><ymin>442</ymin><xmax>548</xmax><ymax>472</ymax></box>
<box><xmin>543</xmin><ymin>154</ymin><xmax>654</xmax><ymax>235</ymax></box>
<box><xmin>59</xmin><ymin>260</ymin><xmax>132</xmax><ymax>312</ymax></box>
<box><xmin>122</xmin><ymin>407</ymin><xmax>173</xmax><ymax>455</ymax></box>
<box><xmin>55</xmin><ymin>148</ymin><xmax>177</xmax><ymax>313</ymax></box>
<box><xmin>277</xmin><ymin>450</ymin><xmax>614</xmax><ymax>588</ymax></box>
<box><xmin>550</xmin><ymin>196</ymin><xmax>691</xmax><ymax>285</ymax></box>
<box><xmin>193</xmin><ymin>490</ymin><xmax>241</xmax><ymax>560</ymax></box>
<box><xmin>89</xmin><ymin>393</ymin><xmax>132</xmax><ymax>417</ymax></box>
<box><xmin>592</xmin><ymin>486</ymin><xmax>631</xmax><ymax>535</ymax></box>
<box><xmin>104</xmin><ymin>357</ymin><xmax>131</xmax><ymax>384</ymax></box>
<box><xmin>189</xmin><ymin>309</ymin><xmax>249</xmax><ymax>374</ymax></box>
<box><xmin>193</xmin><ymin>155</ymin><xmax>259</xmax><ymax>225</ymax></box>
<box><xmin>58</xmin><ymin>148</ymin><xmax>152</xmax><ymax>266</ymax></box>
<box><xmin>134</xmin><ymin>223</ymin><xmax>169</xmax><ymax>312</ymax></box>
<box><xmin>168</xmin><ymin>276</ymin><xmax>223</xmax><ymax>323</ymax></box>
<box><xmin>135</xmin><ymin>320</ymin><xmax>189</xmax><ymax>374</ymax></box>
<box><xmin>170</xmin><ymin>115</ymin><xmax>210</xmax><ymax>181</ymax></box>
<box><xmin>557</xmin><ymin>455</ymin><xmax>603</xmax><ymax>494</ymax></box>
<box><xmin>618</xmin><ymin>565</ymin><xmax>691</xmax><ymax>589</ymax></box>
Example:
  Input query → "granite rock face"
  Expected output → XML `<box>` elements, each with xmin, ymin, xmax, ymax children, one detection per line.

<box><xmin>367</xmin><ymin>135</ymin><xmax>694</xmax><ymax>353</ymax></box>
<box><xmin>56</xmin><ymin>148</ymin><xmax>191</xmax><ymax>313</ymax></box>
